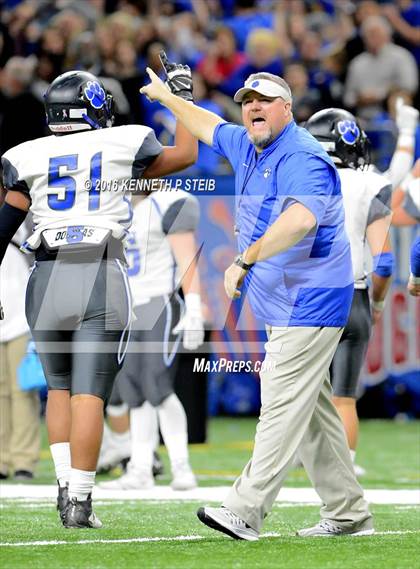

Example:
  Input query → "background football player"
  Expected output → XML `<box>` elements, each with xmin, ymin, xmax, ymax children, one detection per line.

<box><xmin>0</xmin><ymin>53</ymin><xmax>197</xmax><ymax>528</ymax></box>
<box><xmin>305</xmin><ymin>108</ymin><xmax>395</xmax><ymax>476</ymax></box>
<box><xmin>100</xmin><ymin>186</ymin><xmax>203</xmax><ymax>492</ymax></box>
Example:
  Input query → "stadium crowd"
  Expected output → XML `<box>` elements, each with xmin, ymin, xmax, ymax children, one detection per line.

<box><xmin>1</xmin><ymin>0</ymin><xmax>419</xmax><ymax>168</ymax></box>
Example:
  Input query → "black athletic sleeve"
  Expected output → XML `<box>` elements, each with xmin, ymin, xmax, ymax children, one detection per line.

<box><xmin>132</xmin><ymin>130</ymin><xmax>163</xmax><ymax>179</ymax></box>
<box><xmin>367</xmin><ymin>184</ymin><xmax>392</xmax><ymax>225</ymax></box>
<box><xmin>161</xmin><ymin>198</ymin><xmax>200</xmax><ymax>235</ymax></box>
<box><xmin>0</xmin><ymin>202</ymin><xmax>28</xmax><ymax>264</ymax></box>
<box><xmin>1</xmin><ymin>157</ymin><xmax>31</xmax><ymax>198</ymax></box>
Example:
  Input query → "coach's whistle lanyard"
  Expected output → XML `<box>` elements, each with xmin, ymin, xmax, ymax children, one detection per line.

<box><xmin>234</xmin><ymin>152</ymin><xmax>258</xmax><ymax>236</ymax></box>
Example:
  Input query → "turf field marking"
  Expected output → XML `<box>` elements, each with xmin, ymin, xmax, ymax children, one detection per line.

<box><xmin>0</xmin><ymin>500</ymin><xmax>320</xmax><ymax>510</ymax></box>
<box><xmin>2</xmin><ymin>530</ymin><xmax>420</xmax><ymax>547</ymax></box>
<box><xmin>1</xmin><ymin>484</ymin><xmax>418</xmax><ymax>504</ymax></box>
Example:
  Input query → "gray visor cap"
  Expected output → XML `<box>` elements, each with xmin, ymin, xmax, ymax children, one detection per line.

<box><xmin>234</xmin><ymin>78</ymin><xmax>292</xmax><ymax>103</ymax></box>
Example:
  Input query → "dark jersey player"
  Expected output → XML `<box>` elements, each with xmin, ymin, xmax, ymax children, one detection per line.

<box><xmin>0</xmin><ymin>53</ymin><xmax>196</xmax><ymax>528</ymax></box>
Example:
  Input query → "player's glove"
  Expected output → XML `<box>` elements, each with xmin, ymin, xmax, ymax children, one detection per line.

<box><xmin>172</xmin><ymin>293</ymin><xmax>204</xmax><ymax>350</ymax></box>
<box><xmin>0</xmin><ymin>300</ymin><xmax>4</xmax><ymax>320</ymax></box>
<box><xmin>159</xmin><ymin>50</ymin><xmax>193</xmax><ymax>102</ymax></box>
<box><xmin>395</xmin><ymin>97</ymin><xmax>419</xmax><ymax>135</ymax></box>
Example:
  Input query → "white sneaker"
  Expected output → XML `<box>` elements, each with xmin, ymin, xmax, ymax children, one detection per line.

<box><xmin>197</xmin><ymin>506</ymin><xmax>259</xmax><ymax>541</ymax></box>
<box><xmin>98</xmin><ymin>463</ymin><xmax>154</xmax><ymax>490</ymax></box>
<box><xmin>170</xmin><ymin>460</ymin><xmax>197</xmax><ymax>491</ymax></box>
<box><xmin>97</xmin><ymin>433</ymin><xmax>131</xmax><ymax>473</ymax></box>
<box><xmin>297</xmin><ymin>519</ymin><xmax>374</xmax><ymax>537</ymax></box>
<box><xmin>354</xmin><ymin>463</ymin><xmax>366</xmax><ymax>477</ymax></box>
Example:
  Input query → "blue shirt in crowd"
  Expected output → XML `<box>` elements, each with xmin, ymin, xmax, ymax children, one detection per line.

<box><xmin>212</xmin><ymin>120</ymin><xmax>354</xmax><ymax>327</ymax></box>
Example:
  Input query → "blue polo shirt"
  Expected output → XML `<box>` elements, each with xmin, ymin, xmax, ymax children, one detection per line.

<box><xmin>213</xmin><ymin>120</ymin><xmax>354</xmax><ymax>327</ymax></box>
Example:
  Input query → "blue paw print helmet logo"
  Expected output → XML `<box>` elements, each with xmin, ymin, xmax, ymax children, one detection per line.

<box><xmin>337</xmin><ymin>120</ymin><xmax>360</xmax><ymax>145</ymax></box>
<box><xmin>84</xmin><ymin>81</ymin><xmax>106</xmax><ymax>109</ymax></box>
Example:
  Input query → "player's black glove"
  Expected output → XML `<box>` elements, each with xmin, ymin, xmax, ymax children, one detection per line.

<box><xmin>159</xmin><ymin>50</ymin><xmax>193</xmax><ymax>102</ymax></box>
<box><xmin>0</xmin><ymin>300</ymin><xmax>4</xmax><ymax>320</ymax></box>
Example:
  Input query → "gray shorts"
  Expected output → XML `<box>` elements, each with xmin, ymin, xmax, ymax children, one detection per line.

<box><xmin>25</xmin><ymin>258</ymin><xmax>131</xmax><ymax>401</ymax></box>
<box><xmin>110</xmin><ymin>294</ymin><xmax>183</xmax><ymax>408</ymax></box>
<box><xmin>330</xmin><ymin>289</ymin><xmax>372</xmax><ymax>398</ymax></box>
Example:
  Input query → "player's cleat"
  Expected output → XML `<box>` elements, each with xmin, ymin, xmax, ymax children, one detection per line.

<box><xmin>98</xmin><ymin>463</ymin><xmax>154</xmax><ymax>490</ymax></box>
<box><xmin>197</xmin><ymin>506</ymin><xmax>259</xmax><ymax>541</ymax></box>
<box><xmin>297</xmin><ymin>518</ymin><xmax>374</xmax><ymax>537</ymax></box>
<box><xmin>171</xmin><ymin>459</ymin><xmax>197</xmax><ymax>491</ymax></box>
<box><xmin>57</xmin><ymin>482</ymin><xmax>69</xmax><ymax>524</ymax></box>
<box><xmin>63</xmin><ymin>495</ymin><xmax>103</xmax><ymax>529</ymax></box>
<box><xmin>119</xmin><ymin>451</ymin><xmax>164</xmax><ymax>478</ymax></box>
<box><xmin>97</xmin><ymin>433</ymin><xmax>131</xmax><ymax>474</ymax></box>
<box><xmin>152</xmin><ymin>451</ymin><xmax>164</xmax><ymax>478</ymax></box>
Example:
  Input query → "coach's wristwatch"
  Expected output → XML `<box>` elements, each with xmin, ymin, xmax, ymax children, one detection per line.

<box><xmin>234</xmin><ymin>254</ymin><xmax>254</xmax><ymax>271</ymax></box>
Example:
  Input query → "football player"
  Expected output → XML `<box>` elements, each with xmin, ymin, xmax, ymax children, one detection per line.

<box><xmin>391</xmin><ymin>158</ymin><xmax>420</xmax><ymax>296</ymax></box>
<box><xmin>0</xmin><ymin>53</ymin><xmax>197</xmax><ymax>528</ymax></box>
<box><xmin>99</xmin><ymin>186</ymin><xmax>203</xmax><ymax>491</ymax></box>
<box><xmin>305</xmin><ymin>108</ymin><xmax>395</xmax><ymax>476</ymax></box>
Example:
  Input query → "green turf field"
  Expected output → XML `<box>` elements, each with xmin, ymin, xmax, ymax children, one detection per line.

<box><xmin>1</xmin><ymin>418</ymin><xmax>419</xmax><ymax>569</ymax></box>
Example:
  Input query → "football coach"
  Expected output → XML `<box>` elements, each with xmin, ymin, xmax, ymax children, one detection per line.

<box><xmin>141</xmin><ymin>69</ymin><xmax>374</xmax><ymax>540</ymax></box>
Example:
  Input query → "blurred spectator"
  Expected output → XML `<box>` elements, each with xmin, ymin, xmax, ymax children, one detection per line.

<box><xmin>197</xmin><ymin>26</ymin><xmax>246</xmax><ymax>88</ymax></box>
<box><xmin>344</xmin><ymin>15</ymin><xmax>418</xmax><ymax>119</ymax></box>
<box><xmin>0</xmin><ymin>56</ymin><xmax>46</xmax><ymax>154</ymax></box>
<box><xmin>96</xmin><ymin>23</ymin><xmax>119</xmax><ymax>76</ymax></box>
<box><xmin>114</xmin><ymin>38</ymin><xmax>147</xmax><ymax>125</ymax></box>
<box><xmin>297</xmin><ymin>30</ymin><xmax>340</xmax><ymax>107</ymax></box>
<box><xmin>344</xmin><ymin>0</ymin><xmax>382</xmax><ymax>64</ymax></box>
<box><xmin>382</xmin><ymin>0</ymin><xmax>420</xmax><ymax>66</ymax></box>
<box><xmin>66</xmin><ymin>30</ymin><xmax>100</xmax><ymax>72</ymax></box>
<box><xmin>47</xmin><ymin>9</ymin><xmax>89</xmax><ymax>47</ymax></box>
<box><xmin>220</xmin><ymin>28</ymin><xmax>283</xmax><ymax>97</ymax></box>
<box><xmin>222</xmin><ymin>0</ymin><xmax>274</xmax><ymax>51</ymax></box>
<box><xmin>165</xmin><ymin>11</ymin><xmax>207</xmax><ymax>67</ymax></box>
<box><xmin>284</xmin><ymin>63</ymin><xmax>322</xmax><ymax>123</ymax></box>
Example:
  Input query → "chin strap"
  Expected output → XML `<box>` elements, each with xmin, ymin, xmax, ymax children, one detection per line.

<box><xmin>82</xmin><ymin>113</ymin><xmax>100</xmax><ymax>130</ymax></box>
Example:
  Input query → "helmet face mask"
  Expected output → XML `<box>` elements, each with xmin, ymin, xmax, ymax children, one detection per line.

<box><xmin>44</xmin><ymin>71</ymin><xmax>115</xmax><ymax>135</ymax></box>
<box><xmin>305</xmin><ymin>108</ymin><xmax>371</xmax><ymax>170</ymax></box>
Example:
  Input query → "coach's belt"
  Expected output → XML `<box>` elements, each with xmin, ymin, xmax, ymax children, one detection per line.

<box><xmin>41</xmin><ymin>226</ymin><xmax>112</xmax><ymax>252</ymax></box>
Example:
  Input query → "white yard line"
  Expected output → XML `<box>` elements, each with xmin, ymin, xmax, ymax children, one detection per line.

<box><xmin>0</xmin><ymin>484</ymin><xmax>419</xmax><ymax>505</ymax></box>
<box><xmin>1</xmin><ymin>530</ymin><xmax>420</xmax><ymax>548</ymax></box>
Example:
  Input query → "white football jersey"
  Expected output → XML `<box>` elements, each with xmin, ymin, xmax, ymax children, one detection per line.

<box><xmin>1</xmin><ymin>125</ymin><xmax>162</xmax><ymax>250</ymax></box>
<box><xmin>126</xmin><ymin>190</ymin><xmax>199</xmax><ymax>305</ymax></box>
<box><xmin>339</xmin><ymin>167</ymin><xmax>392</xmax><ymax>288</ymax></box>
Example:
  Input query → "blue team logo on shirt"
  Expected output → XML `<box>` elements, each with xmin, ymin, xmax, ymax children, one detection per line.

<box><xmin>84</xmin><ymin>81</ymin><xmax>106</xmax><ymax>109</ymax></box>
<box><xmin>337</xmin><ymin>120</ymin><xmax>360</xmax><ymax>145</ymax></box>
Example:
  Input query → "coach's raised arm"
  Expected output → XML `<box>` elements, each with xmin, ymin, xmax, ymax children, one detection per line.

<box><xmin>140</xmin><ymin>66</ymin><xmax>223</xmax><ymax>147</ymax></box>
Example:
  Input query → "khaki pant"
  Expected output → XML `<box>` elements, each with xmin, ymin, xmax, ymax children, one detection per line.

<box><xmin>224</xmin><ymin>326</ymin><xmax>371</xmax><ymax>532</ymax></box>
<box><xmin>0</xmin><ymin>334</ymin><xmax>41</xmax><ymax>475</ymax></box>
